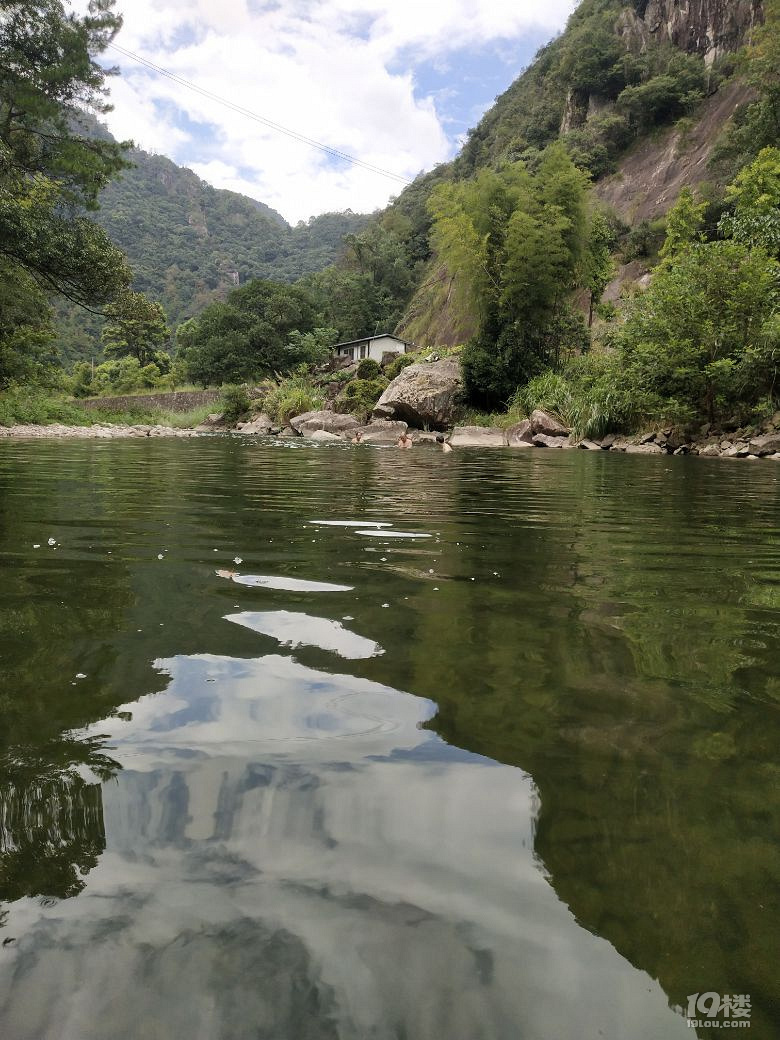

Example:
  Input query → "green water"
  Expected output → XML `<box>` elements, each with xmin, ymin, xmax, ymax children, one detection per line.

<box><xmin>0</xmin><ymin>437</ymin><xmax>778</xmax><ymax>1039</ymax></box>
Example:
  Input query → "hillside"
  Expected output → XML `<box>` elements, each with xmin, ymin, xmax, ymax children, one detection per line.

<box><xmin>56</xmin><ymin>136</ymin><xmax>370</xmax><ymax>365</ymax></box>
<box><xmin>393</xmin><ymin>0</ymin><xmax>765</xmax><ymax>347</ymax></box>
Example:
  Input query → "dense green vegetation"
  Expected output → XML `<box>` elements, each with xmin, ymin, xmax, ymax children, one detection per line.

<box><xmin>0</xmin><ymin>0</ymin><xmax>131</xmax><ymax>388</ymax></box>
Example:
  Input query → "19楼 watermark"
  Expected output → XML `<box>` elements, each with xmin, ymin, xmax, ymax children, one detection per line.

<box><xmin>686</xmin><ymin>993</ymin><xmax>751</xmax><ymax>1028</ymax></box>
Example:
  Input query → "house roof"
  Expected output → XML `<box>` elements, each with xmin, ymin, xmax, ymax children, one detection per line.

<box><xmin>333</xmin><ymin>333</ymin><xmax>410</xmax><ymax>350</ymax></box>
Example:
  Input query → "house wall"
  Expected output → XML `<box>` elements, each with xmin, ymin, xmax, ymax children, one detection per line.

<box><xmin>336</xmin><ymin>337</ymin><xmax>407</xmax><ymax>362</ymax></box>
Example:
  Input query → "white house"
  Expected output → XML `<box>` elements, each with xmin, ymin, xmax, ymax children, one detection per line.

<box><xmin>333</xmin><ymin>333</ymin><xmax>410</xmax><ymax>363</ymax></box>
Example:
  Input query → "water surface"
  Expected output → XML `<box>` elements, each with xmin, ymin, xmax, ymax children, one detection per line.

<box><xmin>0</xmin><ymin>438</ymin><xmax>778</xmax><ymax>1039</ymax></box>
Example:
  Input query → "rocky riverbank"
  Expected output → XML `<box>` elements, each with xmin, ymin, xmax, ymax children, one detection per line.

<box><xmin>0</xmin><ymin>423</ymin><xmax>199</xmax><ymax>439</ymax></box>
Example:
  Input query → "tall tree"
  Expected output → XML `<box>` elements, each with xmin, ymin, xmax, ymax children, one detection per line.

<box><xmin>101</xmin><ymin>289</ymin><xmax>170</xmax><ymax>367</ymax></box>
<box><xmin>0</xmin><ymin>0</ymin><xmax>131</xmax><ymax>381</ymax></box>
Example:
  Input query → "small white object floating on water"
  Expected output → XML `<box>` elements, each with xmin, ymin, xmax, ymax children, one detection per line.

<box><xmin>355</xmin><ymin>530</ymin><xmax>432</xmax><ymax>539</ymax></box>
<box><xmin>157</xmin><ymin>554</ymin><xmax>164</xmax><ymax>560</ymax></box>
<box><xmin>308</xmin><ymin>520</ymin><xmax>391</xmax><ymax>528</ymax></box>
<box><xmin>216</xmin><ymin>570</ymin><xmax>353</xmax><ymax>593</ymax></box>
<box><xmin>33</xmin><ymin>544</ymin><xmax>40</xmax><ymax>549</ymax></box>
<box><xmin>233</xmin><ymin>556</ymin><xmax>243</xmax><ymax>565</ymax></box>
<box><xmin>47</xmin><ymin>537</ymin><xmax>56</xmax><ymax>546</ymax></box>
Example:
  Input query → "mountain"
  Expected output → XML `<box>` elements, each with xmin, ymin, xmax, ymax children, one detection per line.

<box><xmin>57</xmin><ymin>136</ymin><xmax>370</xmax><ymax>365</ymax></box>
<box><xmin>391</xmin><ymin>0</ymin><xmax>766</xmax><ymax>347</ymax></box>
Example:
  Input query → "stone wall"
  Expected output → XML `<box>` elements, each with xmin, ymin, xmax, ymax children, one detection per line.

<box><xmin>79</xmin><ymin>389</ymin><xmax>223</xmax><ymax>413</ymax></box>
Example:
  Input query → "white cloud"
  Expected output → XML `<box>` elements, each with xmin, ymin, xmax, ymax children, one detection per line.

<box><xmin>87</xmin><ymin>0</ymin><xmax>577</xmax><ymax>221</ymax></box>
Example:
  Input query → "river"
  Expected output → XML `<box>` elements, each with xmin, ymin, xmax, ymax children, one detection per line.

<box><xmin>0</xmin><ymin>437</ymin><xmax>778</xmax><ymax>1039</ymax></box>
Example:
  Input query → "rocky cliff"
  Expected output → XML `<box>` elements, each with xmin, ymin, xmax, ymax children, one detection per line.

<box><xmin>629</xmin><ymin>0</ymin><xmax>763</xmax><ymax>64</ymax></box>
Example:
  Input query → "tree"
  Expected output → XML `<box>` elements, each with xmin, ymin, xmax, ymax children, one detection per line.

<box><xmin>0</xmin><ymin>0</ymin><xmax>131</xmax><ymax>380</ymax></box>
<box><xmin>659</xmin><ymin>187</ymin><xmax>706</xmax><ymax>260</ymax></box>
<box><xmin>618</xmin><ymin>241</ymin><xmax>780</xmax><ymax>424</ymax></box>
<box><xmin>177</xmin><ymin>280</ymin><xmax>320</xmax><ymax>386</ymax></box>
<box><xmin>719</xmin><ymin>148</ymin><xmax>780</xmax><ymax>255</ymax></box>
<box><xmin>429</xmin><ymin>146</ymin><xmax>591</xmax><ymax>408</ymax></box>
<box><xmin>101</xmin><ymin>289</ymin><xmax>170</xmax><ymax>366</ymax></box>
<box><xmin>583</xmin><ymin>210</ymin><xmax>616</xmax><ymax>326</ymax></box>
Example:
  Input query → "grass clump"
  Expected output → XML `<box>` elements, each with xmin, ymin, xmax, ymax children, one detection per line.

<box><xmin>264</xmin><ymin>375</ymin><xmax>324</xmax><ymax>425</ymax></box>
<box><xmin>0</xmin><ymin>387</ymin><xmax>95</xmax><ymax>427</ymax></box>
<box><xmin>220</xmin><ymin>385</ymin><xmax>252</xmax><ymax>424</ymax></box>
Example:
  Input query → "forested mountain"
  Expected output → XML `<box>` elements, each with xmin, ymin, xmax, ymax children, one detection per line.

<box><xmin>56</xmin><ymin>132</ymin><xmax>370</xmax><ymax>364</ymax></box>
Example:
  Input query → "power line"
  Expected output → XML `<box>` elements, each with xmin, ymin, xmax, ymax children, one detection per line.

<box><xmin>107</xmin><ymin>42</ymin><xmax>412</xmax><ymax>187</ymax></box>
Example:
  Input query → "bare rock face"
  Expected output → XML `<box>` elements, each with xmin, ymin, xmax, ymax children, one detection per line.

<box><xmin>637</xmin><ymin>0</ymin><xmax>763</xmax><ymax>64</ymax></box>
<box><xmin>289</xmin><ymin>410</ymin><xmax>361</xmax><ymax>436</ymax></box>
<box><xmin>372</xmin><ymin>359</ymin><xmax>462</xmax><ymax>430</ymax></box>
<box><xmin>449</xmin><ymin>426</ymin><xmax>507</xmax><ymax>447</ymax></box>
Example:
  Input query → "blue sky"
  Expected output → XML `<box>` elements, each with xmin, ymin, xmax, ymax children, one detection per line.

<box><xmin>93</xmin><ymin>0</ymin><xmax>577</xmax><ymax>223</ymax></box>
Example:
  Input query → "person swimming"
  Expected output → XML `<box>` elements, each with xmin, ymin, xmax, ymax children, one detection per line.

<box><xmin>397</xmin><ymin>432</ymin><xmax>413</xmax><ymax>449</ymax></box>
<box><xmin>436</xmin><ymin>434</ymin><xmax>453</xmax><ymax>453</ymax></box>
<box><xmin>351</xmin><ymin>430</ymin><xmax>363</xmax><ymax>444</ymax></box>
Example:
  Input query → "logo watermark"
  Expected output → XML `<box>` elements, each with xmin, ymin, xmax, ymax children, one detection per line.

<box><xmin>686</xmin><ymin>993</ymin><xmax>751</xmax><ymax>1029</ymax></box>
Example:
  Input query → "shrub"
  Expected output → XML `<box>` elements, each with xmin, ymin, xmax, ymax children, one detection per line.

<box><xmin>0</xmin><ymin>386</ymin><xmax>93</xmax><ymax>427</ymax></box>
<box><xmin>334</xmin><ymin>377</ymin><xmax>388</xmax><ymax>422</ymax></box>
<box><xmin>356</xmin><ymin>357</ymin><xmax>381</xmax><ymax>379</ymax></box>
<box><xmin>385</xmin><ymin>352</ymin><xmax>417</xmax><ymax>380</ymax></box>
<box><xmin>221</xmin><ymin>385</ymin><xmax>252</xmax><ymax>424</ymax></box>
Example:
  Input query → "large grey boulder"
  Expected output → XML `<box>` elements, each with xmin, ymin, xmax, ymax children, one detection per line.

<box><xmin>308</xmin><ymin>429</ymin><xmax>342</xmax><ymax>442</ymax></box>
<box><xmin>372</xmin><ymin>359</ymin><xmax>462</xmax><ymax>429</ymax></box>
<box><xmin>353</xmin><ymin>420</ymin><xmax>408</xmax><ymax>443</ymax></box>
<box><xmin>748</xmin><ymin>432</ymin><xmax>780</xmax><ymax>456</ymax></box>
<box><xmin>530</xmin><ymin>409</ymin><xmax>569</xmax><ymax>437</ymax></box>
<box><xmin>533</xmin><ymin>433</ymin><xmax>569</xmax><ymax>448</ymax></box>
<box><xmin>290</xmin><ymin>410</ymin><xmax>361</xmax><ymax>436</ymax></box>
<box><xmin>236</xmin><ymin>413</ymin><xmax>272</xmax><ymax>434</ymax></box>
<box><xmin>698</xmin><ymin>444</ymin><xmax>722</xmax><ymax>457</ymax></box>
<box><xmin>505</xmin><ymin>420</ymin><xmax>534</xmax><ymax>446</ymax></box>
<box><xmin>625</xmin><ymin>442</ymin><xmax>665</xmax><ymax>454</ymax></box>
<box><xmin>449</xmin><ymin>426</ymin><xmax>506</xmax><ymax>447</ymax></box>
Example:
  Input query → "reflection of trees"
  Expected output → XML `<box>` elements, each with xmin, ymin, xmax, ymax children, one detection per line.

<box><xmin>0</xmin><ymin>740</ymin><xmax>116</xmax><ymax>902</ymax></box>
<box><xmin>371</xmin><ymin>452</ymin><xmax>780</xmax><ymax>1035</ymax></box>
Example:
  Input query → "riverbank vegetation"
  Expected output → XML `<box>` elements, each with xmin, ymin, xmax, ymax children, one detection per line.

<box><xmin>1</xmin><ymin>0</ymin><xmax>779</xmax><ymax>441</ymax></box>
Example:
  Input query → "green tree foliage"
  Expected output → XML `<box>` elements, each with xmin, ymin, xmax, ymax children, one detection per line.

<box><xmin>429</xmin><ymin>146</ymin><xmax>591</xmax><ymax>407</ymax></box>
<box><xmin>177</xmin><ymin>279</ymin><xmax>321</xmax><ymax>386</ymax></box>
<box><xmin>583</xmin><ymin>210</ymin><xmax>617</xmax><ymax>324</ymax></box>
<box><xmin>101</xmin><ymin>289</ymin><xmax>170</xmax><ymax>366</ymax></box>
<box><xmin>618</xmin><ymin>241</ymin><xmax>779</xmax><ymax>424</ymax></box>
<box><xmin>719</xmin><ymin>147</ymin><xmax>780</xmax><ymax>255</ymax></box>
<box><xmin>0</xmin><ymin>0</ymin><xmax>132</xmax><ymax>382</ymax></box>
<box><xmin>659</xmin><ymin>187</ymin><xmax>706</xmax><ymax>259</ymax></box>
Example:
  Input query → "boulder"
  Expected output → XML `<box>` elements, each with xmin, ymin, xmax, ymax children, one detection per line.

<box><xmin>449</xmin><ymin>426</ymin><xmax>506</xmax><ymax>447</ymax></box>
<box><xmin>532</xmin><ymin>433</ymin><xmax>567</xmax><ymax>448</ymax></box>
<box><xmin>195</xmin><ymin>412</ymin><xmax>228</xmax><ymax>431</ymax></box>
<box><xmin>600</xmin><ymin>433</ymin><xmax>617</xmax><ymax>449</ymax></box>
<box><xmin>698</xmin><ymin>444</ymin><xmax>721</xmax><ymax>457</ymax></box>
<box><xmin>625</xmin><ymin>442</ymin><xmax>665</xmax><ymax>454</ymax></box>
<box><xmin>308</xmin><ymin>429</ymin><xmax>342</xmax><ymax>442</ymax></box>
<box><xmin>578</xmin><ymin>439</ymin><xmax>603</xmax><ymax>451</ymax></box>
<box><xmin>639</xmin><ymin>431</ymin><xmax>657</xmax><ymax>445</ymax></box>
<box><xmin>279</xmin><ymin>427</ymin><xmax>301</xmax><ymax>439</ymax></box>
<box><xmin>372</xmin><ymin>359</ymin><xmax>462</xmax><ymax>429</ymax></box>
<box><xmin>237</xmin><ymin>413</ymin><xmax>272</xmax><ymax>434</ymax></box>
<box><xmin>530</xmin><ymin>409</ymin><xmax>569</xmax><ymax>437</ymax></box>
<box><xmin>353</xmin><ymin>420</ymin><xmax>408</xmax><ymax>443</ymax></box>
<box><xmin>290</xmin><ymin>410</ymin><xmax>361</xmax><ymax>436</ymax></box>
<box><xmin>748</xmin><ymin>432</ymin><xmax>780</xmax><ymax>456</ymax></box>
<box><xmin>505</xmin><ymin>420</ymin><xmax>534</xmax><ymax>446</ymax></box>
<box><xmin>720</xmin><ymin>445</ymin><xmax>741</xmax><ymax>458</ymax></box>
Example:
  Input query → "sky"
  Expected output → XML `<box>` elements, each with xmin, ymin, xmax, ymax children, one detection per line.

<box><xmin>88</xmin><ymin>0</ymin><xmax>578</xmax><ymax>224</ymax></box>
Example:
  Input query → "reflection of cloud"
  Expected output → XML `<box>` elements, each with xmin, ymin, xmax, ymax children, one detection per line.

<box><xmin>0</xmin><ymin>652</ymin><xmax>688</xmax><ymax>1039</ymax></box>
<box><xmin>225</xmin><ymin>610</ymin><xmax>384</xmax><ymax>659</ymax></box>
<box><xmin>217</xmin><ymin>570</ymin><xmax>353</xmax><ymax>592</ymax></box>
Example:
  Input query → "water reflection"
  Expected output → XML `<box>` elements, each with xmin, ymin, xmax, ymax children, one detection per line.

<box><xmin>225</xmin><ymin>611</ymin><xmax>384</xmax><ymax>659</ymax></box>
<box><xmin>1</xmin><ymin>439</ymin><xmax>779</xmax><ymax>1037</ymax></box>
<box><xmin>0</xmin><ymin>652</ymin><xmax>686</xmax><ymax>1040</ymax></box>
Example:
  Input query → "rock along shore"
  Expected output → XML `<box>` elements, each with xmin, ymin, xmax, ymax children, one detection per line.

<box><xmin>0</xmin><ymin>423</ymin><xmax>199</xmax><ymax>439</ymax></box>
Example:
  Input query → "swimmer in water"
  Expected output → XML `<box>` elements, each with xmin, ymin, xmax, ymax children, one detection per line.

<box><xmin>351</xmin><ymin>430</ymin><xmax>363</xmax><ymax>444</ymax></box>
<box><xmin>397</xmin><ymin>432</ymin><xmax>413</xmax><ymax>449</ymax></box>
<box><xmin>436</xmin><ymin>434</ymin><xmax>453</xmax><ymax>453</ymax></box>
